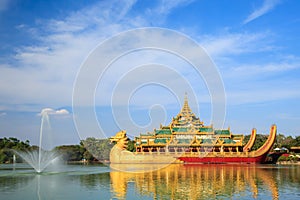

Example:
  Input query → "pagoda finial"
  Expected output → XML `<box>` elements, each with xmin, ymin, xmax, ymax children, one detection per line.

<box><xmin>170</xmin><ymin>93</ymin><xmax>203</xmax><ymax>127</ymax></box>
<box><xmin>181</xmin><ymin>93</ymin><xmax>192</xmax><ymax>115</ymax></box>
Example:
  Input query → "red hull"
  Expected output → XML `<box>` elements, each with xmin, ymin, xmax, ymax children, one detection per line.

<box><xmin>178</xmin><ymin>154</ymin><xmax>267</xmax><ymax>163</ymax></box>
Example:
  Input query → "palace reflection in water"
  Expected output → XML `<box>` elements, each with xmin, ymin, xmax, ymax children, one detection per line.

<box><xmin>110</xmin><ymin>164</ymin><xmax>300</xmax><ymax>200</ymax></box>
<box><xmin>1</xmin><ymin>164</ymin><xmax>299</xmax><ymax>199</ymax></box>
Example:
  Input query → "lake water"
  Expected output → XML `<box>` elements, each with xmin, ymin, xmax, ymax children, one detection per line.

<box><xmin>0</xmin><ymin>163</ymin><xmax>299</xmax><ymax>200</ymax></box>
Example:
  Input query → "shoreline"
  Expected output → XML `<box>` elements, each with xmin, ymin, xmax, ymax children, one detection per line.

<box><xmin>66</xmin><ymin>160</ymin><xmax>110</xmax><ymax>164</ymax></box>
<box><xmin>276</xmin><ymin>161</ymin><xmax>300</xmax><ymax>165</ymax></box>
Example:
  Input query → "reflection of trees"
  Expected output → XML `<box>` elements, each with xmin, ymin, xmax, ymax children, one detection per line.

<box><xmin>110</xmin><ymin>164</ymin><xmax>282</xmax><ymax>200</ymax></box>
<box><xmin>78</xmin><ymin>172</ymin><xmax>110</xmax><ymax>189</ymax></box>
<box><xmin>0</xmin><ymin>174</ymin><xmax>33</xmax><ymax>192</ymax></box>
<box><xmin>277</xmin><ymin>166</ymin><xmax>300</xmax><ymax>185</ymax></box>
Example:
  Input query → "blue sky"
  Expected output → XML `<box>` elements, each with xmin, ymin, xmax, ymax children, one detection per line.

<box><xmin>0</xmin><ymin>0</ymin><xmax>300</xmax><ymax>147</ymax></box>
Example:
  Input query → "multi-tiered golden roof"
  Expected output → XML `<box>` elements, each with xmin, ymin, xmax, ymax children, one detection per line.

<box><xmin>134</xmin><ymin>95</ymin><xmax>244</xmax><ymax>153</ymax></box>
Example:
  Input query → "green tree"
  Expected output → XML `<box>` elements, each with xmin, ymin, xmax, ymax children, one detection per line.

<box><xmin>275</xmin><ymin>133</ymin><xmax>286</xmax><ymax>148</ymax></box>
<box><xmin>0</xmin><ymin>137</ymin><xmax>32</xmax><ymax>163</ymax></box>
<box><xmin>252</xmin><ymin>134</ymin><xmax>268</xmax><ymax>150</ymax></box>
<box><xmin>82</xmin><ymin>138</ymin><xmax>114</xmax><ymax>161</ymax></box>
<box><xmin>55</xmin><ymin>145</ymin><xmax>86</xmax><ymax>161</ymax></box>
<box><xmin>127</xmin><ymin>140</ymin><xmax>135</xmax><ymax>152</ymax></box>
<box><xmin>282</xmin><ymin>136</ymin><xmax>297</xmax><ymax>149</ymax></box>
<box><xmin>295</xmin><ymin>136</ymin><xmax>300</xmax><ymax>146</ymax></box>
<box><xmin>244</xmin><ymin>134</ymin><xmax>268</xmax><ymax>151</ymax></box>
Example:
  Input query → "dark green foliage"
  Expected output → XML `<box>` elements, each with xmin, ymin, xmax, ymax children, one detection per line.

<box><xmin>83</xmin><ymin>150</ymin><xmax>94</xmax><ymax>161</ymax></box>
<box><xmin>0</xmin><ymin>137</ymin><xmax>31</xmax><ymax>163</ymax></box>
<box><xmin>243</xmin><ymin>135</ymin><xmax>250</xmax><ymax>145</ymax></box>
<box><xmin>244</xmin><ymin>133</ymin><xmax>300</xmax><ymax>151</ymax></box>
<box><xmin>82</xmin><ymin>138</ymin><xmax>114</xmax><ymax>161</ymax></box>
<box><xmin>243</xmin><ymin>134</ymin><xmax>268</xmax><ymax>151</ymax></box>
<box><xmin>0</xmin><ymin>136</ymin><xmax>114</xmax><ymax>163</ymax></box>
<box><xmin>275</xmin><ymin>134</ymin><xmax>299</xmax><ymax>149</ymax></box>
<box><xmin>252</xmin><ymin>134</ymin><xmax>268</xmax><ymax>150</ymax></box>
<box><xmin>277</xmin><ymin>155</ymin><xmax>298</xmax><ymax>162</ymax></box>
<box><xmin>0</xmin><ymin>137</ymin><xmax>30</xmax><ymax>150</ymax></box>
<box><xmin>55</xmin><ymin>145</ymin><xmax>86</xmax><ymax>161</ymax></box>
<box><xmin>127</xmin><ymin>140</ymin><xmax>136</xmax><ymax>152</ymax></box>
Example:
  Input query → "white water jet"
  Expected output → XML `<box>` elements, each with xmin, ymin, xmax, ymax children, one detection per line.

<box><xmin>15</xmin><ymin>112</ymin><xmax>60</xmax><ymax>173</ymax></box>
<box><xmin>13</xmin><ymin>154</ymin><xmax>16</xmax><ymax>164</ymax></box>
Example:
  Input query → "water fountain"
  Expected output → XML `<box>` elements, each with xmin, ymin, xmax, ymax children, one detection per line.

<box><xmin>15</xmin><ymin>112</ymin><xmax>60</xmax><ymax>173</ymax></box>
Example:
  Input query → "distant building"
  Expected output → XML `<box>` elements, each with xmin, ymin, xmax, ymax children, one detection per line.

<box><xmin>290</xmin><ymin>147</ymin><xmax>300</xmax><ymax>153</ymax></box>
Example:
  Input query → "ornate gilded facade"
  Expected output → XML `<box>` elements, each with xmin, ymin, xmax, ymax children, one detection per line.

<box><xmin>135</xmin><ymin>96</ymin><xmax>244</xmax><ymax>154</ymax></box>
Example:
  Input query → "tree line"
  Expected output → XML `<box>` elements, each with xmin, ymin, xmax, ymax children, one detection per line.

<box><xmin>0</xmin><ymin>137</ymin><xmax>134</xmax><ymax>163</ymax></box>
<box><xmin>243</xmin><ymin>133</ymin><xmax>300</xmax><ymax>150</ymax></box>
<box><xmin>1</xmin><ymin>133</ymin><xmax>299</xmax><ymax>164</ymax></box>
<box><xmin>0</xmin><ymin>137</ymin><xmax>32</xmax><ymax>163</ymax></box>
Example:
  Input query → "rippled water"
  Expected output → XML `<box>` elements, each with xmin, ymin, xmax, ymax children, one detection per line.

<box><xmin>0</xmin><ymin>163</ymin><xmax>299</xmax><ymax>200</ymax></box>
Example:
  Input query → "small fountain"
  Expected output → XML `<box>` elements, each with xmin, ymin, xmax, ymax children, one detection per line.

<box><xmin>15</xmin><ymin>112</ymin><xmax>60</xmax><ymax>173</ymax></box>
<box><xmin>13</xmin><ymin>154</ymin><xmax>16</xmax><ymax>164</ymax></box>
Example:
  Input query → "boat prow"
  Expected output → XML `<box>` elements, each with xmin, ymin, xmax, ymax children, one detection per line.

<box><xmin>109</xmin><ymin>131</ymin><xmax>177</xmax><ymax>168</ymax></box>
<box><xmin>243</xmin><ymin>128</ymin><xmax>256</xmax><ymax>152</ymax></box>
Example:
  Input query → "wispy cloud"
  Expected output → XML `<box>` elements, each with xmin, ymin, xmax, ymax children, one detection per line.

<box><xmin>152</xmin><ymin>0</ymin><xmax>195</xmax><ymax>15</ymax></box>
<box><xmin>0</xmin><ymin>1</ymin><xmax>141</xmax><ymax>111</ymax></box>
<box><xmin>39</xmin><ymin>108</ymin><xmax>69</xmax><ymax>116</ymax></box>
<box><xmin>229</xmin><ymin>60</ymin><xmax>300</xmax><ymax>77</ymax></box>
<box><xmin>199</xmin><ymin>29</ymin><xmax>300</xmax><ymax>105</ymax></box>
<box><xmin>243</xmin><ymin>0</ymin><xmax>281</xmax><ymax>24</ymax></box>
<box><xmin>220</xmin><ymin>57</ymin><xmax>300</xmax><ymax>105</ymax></box>
<box><xmin>201</xmin><ymin>32</ymin><xmax>274</xmax><ymax>57</ymax></box>
<box><xmin>0</xmin><ymin>0</ymin><xmax>202</xmax><ymax>112</ymax></box>
<box><xmin>144</xmin><ymin>0</ymin><xmax>195</xmax><ymax>25</ymax></box>
<box><xmin>0</xmin><ymin>0</ymin><xmax>296</xmax><ymax>113</ymax></box>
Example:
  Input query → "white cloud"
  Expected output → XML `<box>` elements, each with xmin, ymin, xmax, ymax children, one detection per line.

<box><xmin>220</xmin><ymin>58</ymin><xmax>300</xmax><ymax>105</ymax></box>
<box><xmin>197</xmin><ymin>29</ymin><xmax>300</xmax><ymax>105</ymax></box>
<box><xmin>39</xmin><ymin>108</ymin><xmax>69</xmax><ymax>116</ymax></box>
<box><xmin>200</xmin><ymin>32</ymin><xmax>274</xmax><ymax>57</ymax></box>
<box><xmin>44</xmin><ymin>0</ymin><xmax>138</xmax><ymax>34</ymax></box>
<box><xmin>197</xmin><ymin>30</ymin><xmax>300</xmax><ymax>105</ymax></box>
<box><xmin>243</xmin><ymin>0</ymin><xmax>281</xmax><ymax>24</ymax></box>
<box><xmin>0</xmin><ymin>0</ymin><xmax>204</xmax><ymax>112</ymax></box>
<box><xmin>0</xmin><ymin>112</ymin><xmax>7</xmax><ymax>117</ymax></box>
<box><xmin>152</xmin><ymin>0</ymin><xmax>195</xmax><ymax>15</ymax></box>
<box><xmin>227</xmin><ymin>83</ymin><xmax>300</xmax><ymax>105</ymax></box>
<box><xmin>0</xmin><ymin>0</ymin><xmax>297</xmax><ymax>114</ymax></box>
<box><xmin>0</xmin><ymin>1</ymin><xmax>142</xmax><ymax>110</ymax></box>
<box><xmin>228</xmin><ymin>61</ymin><xmax>300</xmax><ymax>78</ymax></box>
<box><xmin>144</xmin><ymin>0</ymin><xmax>195</xmax><ymax>25</ymax></box>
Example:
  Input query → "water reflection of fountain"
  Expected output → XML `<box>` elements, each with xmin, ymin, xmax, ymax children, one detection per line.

<box><xmin>15</xmin><ymin>112</ymin><xmax>60</xmax><ymax>173</ymax></box>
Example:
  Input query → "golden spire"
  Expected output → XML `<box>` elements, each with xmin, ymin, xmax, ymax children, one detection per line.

<box><xmin>170</xmin><ymin>93</ymin><xmax>203</xmax><ymax>127</ymax></box>
<box><xmin>181</xmin><ymin>93</ymin><xmax>192</xmax><ymax>115</ymax></box>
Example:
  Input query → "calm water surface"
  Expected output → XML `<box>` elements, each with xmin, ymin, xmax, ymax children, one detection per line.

<box><xmin>0</xmin><ymin>163</ymin><xmax>299</xmax><ymax>200</ymax></box>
